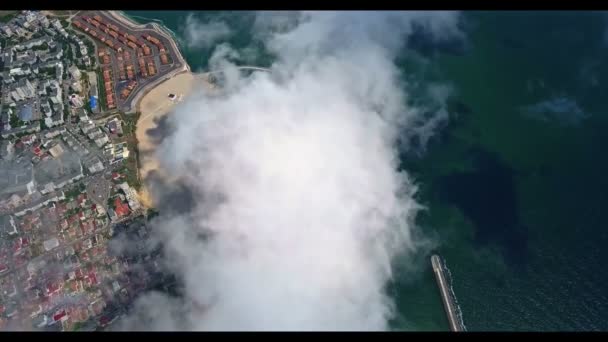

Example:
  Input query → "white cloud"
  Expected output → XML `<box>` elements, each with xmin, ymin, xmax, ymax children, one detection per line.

<box><xmin>120</xmin><ymin>11</ymin><xmax>461</xmax><ymax>331</ymax></box>
<box><xmin>182</xmin><ymin>14</ymin><xmax>233</xmax><ymax>49</ymax></box>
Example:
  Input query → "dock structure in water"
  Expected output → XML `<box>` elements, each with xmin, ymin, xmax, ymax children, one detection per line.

<box><xmin>431</xmin><ymin>254</ymin><xmax>465</xmax><ymax>332</ymax></box>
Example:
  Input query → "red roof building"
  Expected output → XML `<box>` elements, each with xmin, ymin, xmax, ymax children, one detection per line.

<box><xmin>53</xmin><ymin>310</ymin><xmax>67</xmax><ymax>322</ymax></box>
<box><xmin>46</xmin><ymin>282</ymin><xmax>61</xmax><ymax>296</ymax></box>
<box><xmin>87</xmin><ymin>272</ymin><xmax>98</xmax><ymax>286</ymax></box>
<box><xmin>114</xmin><ymin>197</ymin><xmax>130</xmax><ymax>217</ymax></box>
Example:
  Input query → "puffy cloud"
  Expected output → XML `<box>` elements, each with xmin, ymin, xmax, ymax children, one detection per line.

<box><xmin>121</xmin><ymin>11</ymin><xmax>461</xmax><ymax>331</ymax></box>
<box><xmin>181</xmin><ymin>14</ymin><xmax>233</xmax><ymax>49</ymax></box>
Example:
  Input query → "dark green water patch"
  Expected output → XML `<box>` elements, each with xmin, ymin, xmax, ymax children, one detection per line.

<box><xmin>407</xmin><ymin>22</ymin><xmax>469</xmax><ymax>58</ymax></box>
<box><xmin>438</xmin><ymin>147</ymin><xmax>528</xmax><ymax>268</ymax></box>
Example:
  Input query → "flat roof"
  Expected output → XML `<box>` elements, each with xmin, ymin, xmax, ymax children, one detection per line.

<box><xmin>0</xmin><ymin>158</ymin><xmax>33</xmax><ymax>198</ymax></box>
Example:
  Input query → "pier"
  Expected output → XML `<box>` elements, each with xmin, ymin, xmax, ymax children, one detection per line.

<box><xmin>431</xmin><ymin>254</ymin><xmax>465</xmax><ymax>332</ymax></box>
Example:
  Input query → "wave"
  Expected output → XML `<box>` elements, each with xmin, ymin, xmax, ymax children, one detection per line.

<box><xmin>442</xmin><ymin>257</ymin><xmax>467</xmax><ymax>331</ymax></box>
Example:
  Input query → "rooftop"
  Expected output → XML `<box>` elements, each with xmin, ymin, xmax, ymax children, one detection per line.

<box><xmin>34</xmin><ymin>143</ymin><xmax>83</xmax><ymax>187</ymax></box>
<box><xmin>0</xmin><ymin>158</ymin><xmax>34</xmax><ymax>199</ymax></box>
<box><xmin>18</xmin><ymin>104</ymin><xmax>33</xmax><ymax>122</ymax></box>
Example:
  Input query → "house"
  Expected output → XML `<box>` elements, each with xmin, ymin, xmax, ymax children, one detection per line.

<box><xmin>70</xmin><ymin>81</ymin><xmax>82</xmax><ymax>93</ymax></box>
<box><xmin>32</xmin><ymin>314</ymin><xmax>50</xmax><ymax>328</ymax></box>
<box><xmin>68</xmin><ymin>65</ymin><xmax>81</xmax><ymax>80</ymax></box>
<box><xmin>118</xmin><ymin>183</ymin><xmax>140</xmax><ymax>211</ymax></box>
<box><xmin>1</xmin><ymin>25</ymin><xmax>13</xmax><ymax>37</ymax></box>
<box><xmin>43</xmin><ymin>237</ymin><xmax>59</xmax><ymax>251</ymax></box>
<box><xmin>52</xmin><ymin>309</ymin><xmax>68</xmax><ymax>323</ymax></box>
<box><xmin>18</xmin><ymin>104</ymin><xmax>35</xmax><ymax>122</ymax></box>
<box><xmin>0</xmin><ymin>215</ymin><xmax>18</xmax><ymax>236</ymax></box>
<box><xmin>84</xmin><ymin>156</ymin><xmax>104</xmax><ymax>174</ymax></box>
<box><xmin>20</xmin><ymin>134</ymin><xmax>36</xmax><ymax>146</ymax></box>
<box><xmin>113</xmin><ymin>197</ymin><xmax>130</xmax><ymax>218</ymax></box>
<box><xmin>41</xmin><ymin>102</ymin><xmax>52</xmax><ymax>117</ymax></box>
<box><xmin>0</xmin><ymin>141</ymin><xmax>15</xmax><ymax>160</ymax></box>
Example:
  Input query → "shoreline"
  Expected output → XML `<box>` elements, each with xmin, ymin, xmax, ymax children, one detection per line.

<box><xmin>134</xmin><ymin>72</ymin><xmax>199</xmax><ymax>208</ymax></box>
<box><xmin>114</xmin><ymin>10</ymin><xmax>272</xmax><ymax>208</ymax></box>
<box><xmin>104</xmin><ymin>11</ymin><xmax>191</xmax><ymax>113</ymax></box>
<box><xmin>107</xmin><ymin>11</ymin><xmax>189</xmax><ymax>73</ymax></box>
<box><xmin>99</xmin><ymin>10</ymin><xmax>193</xmax><ymax>208</ymax></box>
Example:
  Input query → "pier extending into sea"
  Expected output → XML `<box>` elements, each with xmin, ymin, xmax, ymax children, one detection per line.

<box><xmin>431</xmin><ymin>254</ymin><xmax>466</xmax><ymax>332</ymax></box>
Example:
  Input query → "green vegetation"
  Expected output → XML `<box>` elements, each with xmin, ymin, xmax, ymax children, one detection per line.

<box><xmin>64</xmin><ymin>208</ymin><xmax>79</xmax><ymax>217</ymax></box>
<box><xmin>31</xmin><ymin>243</ymin><xmax>44</xmax><ymax>258</ymax></box>
<box><xmin>96</xmin><ymin>68</ymin><xmax>107</xmax><ymax>112</ymax></box>
<box><xmin>65</xmin><ymin>186</ymin><xmax>82</xmax><ymax>200</ymax></box>
<box><xmin>39</xmin><ymin>119</ymin><xmax>47</xmax><ymax>131</ymax></box>
<box><xmin>83</xmin><ymin>100</ymin><xmax>92</xmax><ymax>114</ymax></box>
<box><xmin>63</xmin><ymin>107</ymin><xmax>70</xmax><ymax>121</ymax></box>
<box><xmin>32</xmin><ymin>42</ymin><xmax>49</xmax><ymax>51</ymax></box>
<box><xmin>119</xmin><ymin>162</ymin><xmax>140</xmax><ymax>191</ymax></box>
<box><xmin>72</xmin><ymin>321</ymin><xmax>83</xmax><ymax>331</ymax></box>
<box><xmin>121</xmin><ymin>111</ymin><xmax>140</xmax><ymax>134</ymax></box>
<box><xmin>115</xmin><ymin>112</ymin><xmax>143</xmax><ymax>192</ymax></box>
<box><xmin>107</xmin><ymin>197</ymin><xmax>116</xmax><ymax>210</ymax></box>
<box><xmin>83</xmin><ymin>40</ymin><xmax>95</xmax><ymax>60</ymax></box>
<box><xmin>49</xmin><ymin>11</ymin><xmax>72</xmax><ymax>17</ymax></box>
<box><xmin>39</xmin><ymin>67</ymin><xmax>57</xmax><ymax>78</ymax></box>
<box><xmin>0</xmin><ymin>11</ymin><xmax>17</xmax><ymax>23</ymax></box>
<box><xmin>65</xmin><ymin>43</ymin><xmax>73</xmax><ymax>62</ymax></box>
<box><xmin>9</xmin><ymin>114</ymin><xmax>24</xmax><ymax>128</ymax></box>
<box><xmin>147</xmin><ymin>208</ymin><xmax>160</xmax><ymax>220</ymax></box>
<box><xmin>74</xmin><ymin>44</ymin><xmax>82</xmax><ymax>59</ymax></box>
<box><xmin>13</xmin><ymin>74</ymin><xmax>28</xmax><ymax>82</ymax></box>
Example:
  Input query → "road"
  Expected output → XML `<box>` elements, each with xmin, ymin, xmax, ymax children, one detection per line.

<box><xmin>88</xmin><ymin>11</ymin><xmax>188</xmax><ymax>113</ymax></box>
<box><xmin>86</xmin><ymin>174</ymin><xmax>111</xmax><ymax>211</ymax></box>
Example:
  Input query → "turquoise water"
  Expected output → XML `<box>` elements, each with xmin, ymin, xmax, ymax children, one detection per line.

<box><xmin>125</xmin><ymin>11</ymin><xmax>608</xmax><ymax>331</ymax></box>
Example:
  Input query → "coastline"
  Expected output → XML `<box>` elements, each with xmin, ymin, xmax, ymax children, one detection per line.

<box><xmin>109</xmin><ymin>11</ymin><xmax>271</xmax><ymax>209</ymax></box>
<box><xmin>134</xmin><ymin>72</ymin><xmax>199</xmax><ymax>208</ymax></box>
<box><xmin>101</xmin><ymin>10</ymin><xmax>193</xmax><ymax>208</ymax></box>
<box><xmin>104</xmin><ymin>11</ymin><xmax>191</xmax><ymax>113</ymax></box>
<box><xmin>107</xmin><ymin>11</ymin><xmax>189</xmax><ymax>73</ymax></box>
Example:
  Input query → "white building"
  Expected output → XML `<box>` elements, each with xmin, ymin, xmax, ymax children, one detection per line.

<box><xmin>78</xmin><ymin>42</ymin><xmax>87</xmax><ymax>56</ymax></box>
<box><xmin>43</xmin><ymin>237</ymin><xmax>59</xmax><ymax>251</ymax></box>
<box><xmin>70</xmin><ymin>82</ymin><xmax>82</xmax><ymax>93</ymax></box>
<box><xmin>11</xmin><ymin>90</ymin><xmax>22</xmax><ymax>102</ymax></box>
<box><xmin>2</xmin><ymin>25</ymin><xmax>13</xmax><ymax>37</ymax></box>
<box><xmin>68</xmin><ymin>65</ymin><xmax>81</xmax><ymax>80</ymax></box>
<box><xmin>118</xmin><ymin>182</ymin><xmax>141</xmax><ymax>211</ymax></box>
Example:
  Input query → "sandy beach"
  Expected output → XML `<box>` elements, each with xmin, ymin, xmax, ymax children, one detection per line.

<box><xmin>135</xmin><ymin>70</ymin><xmax>256</xmax><ymax>208</ymax></box>
<box><xmin>135</xmin><ymin>71</ymin><xmax>197</xmax><ymax>208</ymax></box>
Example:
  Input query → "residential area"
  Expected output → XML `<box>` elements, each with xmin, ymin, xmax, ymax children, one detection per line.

<box><xmin>70</xmin><ymin>11</ymin><xmax>183</xmax><ymax>113</ymax></box>
<box><xmin>0</xmin><ymin>11</ymin><xmax>168</xmax><ymax>331</ymax></box>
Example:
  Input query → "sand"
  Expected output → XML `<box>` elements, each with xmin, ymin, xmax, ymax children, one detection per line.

<box><xmin>135</xmin><ymin>71</ymin><xmax>197</xmax><ymax>208</ymax></box>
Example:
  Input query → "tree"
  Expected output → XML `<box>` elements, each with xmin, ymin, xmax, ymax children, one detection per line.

<box><xmin>9</xmin><ymin>113</ymin><xmax>23</xmax><ymax>128</ymax></box>
<box><xmin>32</xmin><ymin>42</ymin><xmax>49</xmax><ymax>51</ymax></box>
<box><xmin>0</xmin><ymin>12</ymin><xmax>17</xmax><ymax>23</ymax></box>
